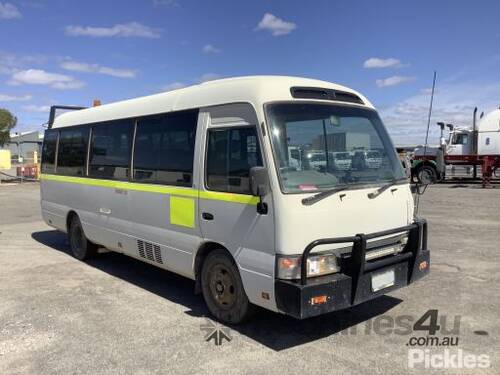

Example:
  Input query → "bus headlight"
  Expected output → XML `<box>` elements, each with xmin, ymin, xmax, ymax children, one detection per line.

<box><xmin>276</xmin><ymin>253</ymin><xmax>339</xmax><ymax>280</ymax></box>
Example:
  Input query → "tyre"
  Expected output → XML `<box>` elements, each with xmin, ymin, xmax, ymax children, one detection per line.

<box><xmin>201</xmin><ymin>249</ymin><xmax>255</xmax><ymax>324</ymax></box>
<box><xmin>68</xmin><ymin>215</ymin><xmax>98</xmax><ymax>260</ymax></box>
<box><xmin>416</xmin><ymin>165</ymin><xmax>437</xmax><ymax>185</ymax></box>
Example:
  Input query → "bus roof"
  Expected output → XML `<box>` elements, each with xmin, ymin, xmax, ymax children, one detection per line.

<box><xmin>51</xmin><ymin>75</ymin><xmax>374</xmax><ymax>128</ymax></box>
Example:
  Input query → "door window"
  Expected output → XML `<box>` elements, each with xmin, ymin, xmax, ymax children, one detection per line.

<box><xmin>452</xmin><ymin>133</ymin><xmax>469</xmax><ymax>145</ymax></box>
<box><xmin>206</xmin><ymin>127</ymin><xmax>262</xmax><ymax>194</ymax></box>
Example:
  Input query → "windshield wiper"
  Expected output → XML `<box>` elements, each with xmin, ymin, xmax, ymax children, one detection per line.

<box><xmin>367</xmin><ymin>179</ymin><xmax>406</xmax><ymax>199</ymax></box>
<box><xmin>302</xmin><ymin>186</ymin><xmax>349</xmax><ymax>206</ymax></box>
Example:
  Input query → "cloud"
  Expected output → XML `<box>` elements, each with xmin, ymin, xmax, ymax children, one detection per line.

<box><xmin>22</xmin><ymin>104</ymin><xmax>51</xmax><ymax>113</ymax></box>
<box><xmin>255</xmin><ymin>13</ymin><xmax>296</xmax><ymax>36</ymax></box>
<box><xmin>0</xmin><ymin>51</ymin><xmax>46</xmax><ymax>74</ymax></box>
<box><xmin>379</xmin><ymin>80</ymin><xmax>500</xmax><ymax>145</ymax></box>
<box><xmin>376</xmin><ymin>75</ymin><xmax>415</xmax><ymax>87</ymax></box>
<box><xmin>8</xmin><ymin>69</ymin><xmax>84</xmax><ymax>90</ymax></box>
<box><xmin>202</xmin><ymin>44</ymin><xmax>221</xmax><ymax>54</ymax></box>
<box><xmin>60</xmin><ymin>60</ymin><xmax>137</xmax><ymax>78</ymax></box>
<box><xmin>0</xmin><ymin>2</ymin><xmax>21</xmax><ymax>19</ymax></box>
<box><xmin>162</xmin><ymin>82</ymin><xmax>187</xmax><ymax>91</ymax></box>
<box><xmin>196</xmin><ymin>73</ymin><xmax>221</xmax><ymax>83</ymax></box>
<box><xmin>419</xmin><ymin>88</ymin><xmax>437</xmax><ymax>95</ymax></box>
<box><xmin>152</xmin><ymin>0</ymin><xmax>179</xmax><ymax>7</ymax></box>
<box><xmin>0</xmin><ymin>93</ymin><xmax>32</xmax><ymax>102</ymax></box>
<box><xmin>65</xmin><ymin>22</ymin><xmax>161</xmax><ymax>38</ymax></box>
<box><xmin>363</xmin><ymin>57</ymin><xmax>403</xmax><ymax>69</ymax></box>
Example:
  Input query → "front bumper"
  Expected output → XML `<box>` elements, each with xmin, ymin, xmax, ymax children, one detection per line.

<box><xmin>275</xmin><ymin>219</ymin><xmax>430</xmax><ymax>319</ymax></box>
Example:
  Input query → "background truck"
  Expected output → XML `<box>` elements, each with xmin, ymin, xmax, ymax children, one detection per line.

<box><xmin>411</xmin><ymin>107</ymin><xmax>500</xmax><ymax>186</ymax></box>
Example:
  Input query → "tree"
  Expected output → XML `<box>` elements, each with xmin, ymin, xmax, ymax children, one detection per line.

<box><xmin>0</xmin><ymin>108</ymin><xmax>17</xmax><ymax>146</ymax></box>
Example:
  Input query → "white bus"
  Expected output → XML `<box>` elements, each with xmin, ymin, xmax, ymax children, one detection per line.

<box><xmin>40</xmin><ymin>76</ymin><xmax>430</xmax><ymax>323</ymax></box>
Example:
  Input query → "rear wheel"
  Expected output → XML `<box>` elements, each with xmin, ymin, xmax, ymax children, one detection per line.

<box><xmin>201</xmin><ymin>249</ymin><xmax>254</xmax><ymax>324</ymax></box>
<box><xmin>68</xmin><ymin>215</ymin><xmax>98</xmax><ymax>260</ymax></box>
<box><xmin>416</xmin><ymin>165</ymin><xmax>437</xmax><ymax>185</ymax></box>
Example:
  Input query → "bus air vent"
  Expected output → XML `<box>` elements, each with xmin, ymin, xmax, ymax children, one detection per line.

<box><xmin>290</xmin><ymin>87</ymin><xmax>364</xmax><ymax>105</ymax></box>
<box><xmin>137</xmin><ymin>240</ymin><xmax>163</xmax><ymax>264</ymax></box>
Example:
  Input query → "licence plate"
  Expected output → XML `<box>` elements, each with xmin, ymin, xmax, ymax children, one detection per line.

<box><xmin>371</xmin><ymin>269</ymin><xmax>395</xmax><ymax>292</ymax></box>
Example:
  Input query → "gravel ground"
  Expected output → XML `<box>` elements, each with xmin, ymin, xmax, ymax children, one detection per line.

<box><xmin>0</xmin><ymin>182</ymin><xmax>498</xmax><ymax>374</ymax></box>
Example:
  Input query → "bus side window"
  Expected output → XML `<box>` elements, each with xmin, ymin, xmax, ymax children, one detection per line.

<box><xmin>41</xmin><ymin>130</ymin><xmax>59</xmax><ymax>174</ymax></box>
<box><xmin>89</xmin><ymin>120</ymin><xmax>134</xmax><ymax>180</ymax></box>
<box><xmin>133</xmin><ymin>110</ymin><xmax>198</xmax><ymax>187</ymax></box>
<box><xmin>56</xmin><ymin>127</ymin><xmax>89</xmax><ymax>176</ymax></box>
<box><xmin>206</xmin><ymin>127</ymin><xmax>262</xmax><ymax>194</ymax></box>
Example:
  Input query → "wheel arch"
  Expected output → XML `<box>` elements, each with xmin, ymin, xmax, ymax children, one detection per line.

<box><xmin>412</xmin><ymin>159</ymin><xmax>437</xmax><ymax>171</ymax></box>
<box><xmin>66</xmin><ymin>210</ymin><xmax>78</xmax><ymax>233</ymax></box>
<box><xmin>412</xmin><ymin>160</ymin><xmax>438</xmax><ymax>177</ymax></box>
<box><xmin>193</xmin><ymin>241</ymin><xmax>234</xmax><ymax>294</ymax></box>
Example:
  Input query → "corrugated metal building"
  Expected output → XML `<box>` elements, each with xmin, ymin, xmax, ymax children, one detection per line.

<box><xmin>0</xmin><ymin>130</ymin><xmax>43</xmax><ymax>162</ymax></box>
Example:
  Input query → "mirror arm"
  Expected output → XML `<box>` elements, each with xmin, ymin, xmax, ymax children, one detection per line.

<box><xmin>256</xmin><ymin>186</ymin><xmax>268</xmax><ymax>214</ymax></box>
<box><xmin>257</xmin><ymin>199</ymin><xmax>268</xmax><ymax>214</ymax></box>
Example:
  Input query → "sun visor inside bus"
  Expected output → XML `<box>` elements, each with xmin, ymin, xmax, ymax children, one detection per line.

<box><xmin>290</xmin><ymin>87</ymin><xmax>364</xmax><ymax>105</ymax></box>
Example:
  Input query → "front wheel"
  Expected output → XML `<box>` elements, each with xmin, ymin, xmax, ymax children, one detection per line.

<box><xmin>201</xmin><ymin>249</ymin><xmax>255</xmax><ymax>324</ymax></box>
<box><xmin>68</xmin><ymin>215</ymin><xmax>98</xmax><ymax>260</ymax></box>
<box><xmin>416</xmin><ymin>165</ymin><xmax>437</xmax><ymax>185</ymax></box>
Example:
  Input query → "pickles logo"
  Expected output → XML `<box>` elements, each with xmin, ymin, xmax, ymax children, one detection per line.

<box><xmin>200</xmin><ymin>319</ymin><xmax>232</xmax><ymax>346</ymax></box>
<box><xmin>408</xmin><ymin>349</ymin><xmax>490</xmax><ymax>369</ymax></box>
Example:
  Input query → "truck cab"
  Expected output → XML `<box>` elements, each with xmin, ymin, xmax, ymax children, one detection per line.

<box><xmin>446</xmin><ymin>128</ymin><xmax>473</xmax><ymax>156</ymax></box>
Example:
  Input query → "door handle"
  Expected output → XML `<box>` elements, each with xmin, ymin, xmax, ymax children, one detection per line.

<box><xmin>202</xmin><ymin>212</ymin><xmax>214</xmax><ymax>220</ymax></box>
<box><xmin>99</xmin><ymin>208</ymin><xmax>112</xmax><ymax>215</ymax></box>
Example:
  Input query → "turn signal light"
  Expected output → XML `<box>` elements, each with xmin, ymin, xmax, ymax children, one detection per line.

<box><xmin>310</xmin><ymin>295</ymin><xmax>327</xmax><ymax>305</ymax></box>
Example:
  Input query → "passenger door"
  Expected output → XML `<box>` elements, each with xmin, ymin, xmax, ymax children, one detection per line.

<box><xmin>86</xmin><ymin>120</ymin><xmax>134</xmax><ymax>248</ymax></box>
<box><xmin>197</xmin><ymin>104</ymin><xmax>276</xmax><ymax>309</ymax></box>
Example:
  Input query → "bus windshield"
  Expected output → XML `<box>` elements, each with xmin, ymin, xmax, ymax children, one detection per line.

<box><xmin>266</xmin><ymin>103</ymin><xmax>406</xmax><ymax>193</ymax></box>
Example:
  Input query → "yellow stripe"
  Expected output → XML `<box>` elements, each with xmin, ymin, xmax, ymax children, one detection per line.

<box><xmin>199</xmin><ymin>190</ymin><xmax>259</xmax><ymax>205</ymax></box>
<box><xmin>40</xmin><ymin>174</ymin><xmax>258</xmax><ymax>205</ymax></box>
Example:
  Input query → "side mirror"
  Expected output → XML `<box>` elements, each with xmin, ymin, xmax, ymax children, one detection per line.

<box><xmin>249</xmin><ymin>166</ymin><xmax>269</xmax><ymax>197</ymax></box>
<box><xmin>249</xmin><ymin>166</ymin><xmax>269</xmax><ymax>214</ymax></box>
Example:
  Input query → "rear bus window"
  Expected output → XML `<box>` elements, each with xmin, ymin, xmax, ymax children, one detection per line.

<box><xmin>56</xmin><ymin>127</ymin><xmax>89</xmax><ymax>176</ymax></box>
<box><xmin>133</xmin><ymin>110</ymin><xmax>198</xmax><ymax>186</ymax></box>
<box><xmin>41</xmin><ymin>130</ymin><xmax>58</xmax><ymax>174</ymax></box>
<box><xmin>89</xmin><ymin>120</ymin><xmax>134</xmax><ymax>180</ymax></box>
<box><xmin>206</xmin><ymin>127</ymin><xmax>262</xmax><ymax>194</ymax></box>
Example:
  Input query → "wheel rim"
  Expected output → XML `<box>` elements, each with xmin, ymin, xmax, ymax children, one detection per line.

<box><xmin>418</xmin><ymin>169</ymin><xmax>433</xmax><ymax>185</ymax></box>
<box><xmin>207</xmin><ymin>264</ymin><xmax>237</xmax><ymax>310</ymax></box>
<box><xmin>70</xmin><ymin>223</ymin><xmax>84</xmax><ymax>257</ymax></box>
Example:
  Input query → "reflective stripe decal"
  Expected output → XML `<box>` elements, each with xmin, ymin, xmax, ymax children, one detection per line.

<box><xmin>170</xmin><ymin>196</ymin><xmax>195</xmax><ymax>228</ymax></box>
<box><xmin>199</xmin><ymin>190</ymin><xmax>259</xmax><ymax>205</ymax></box>
<box><xmin>40</xmin><ymin>174</ymin><xmax>258</xmax><ymax>205</ymax></box>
